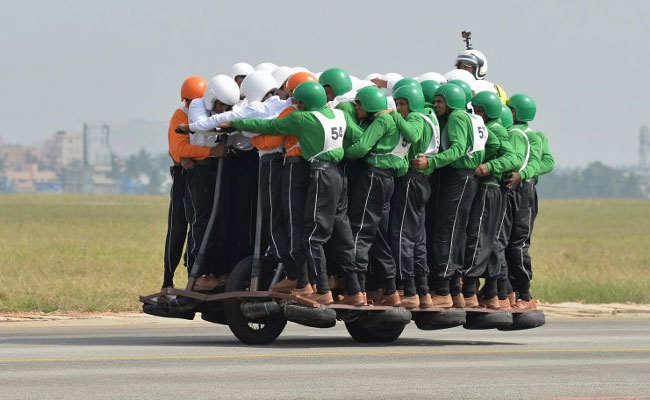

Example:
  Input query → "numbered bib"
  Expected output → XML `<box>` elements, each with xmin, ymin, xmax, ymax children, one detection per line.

<box><xmin>378</xmin><ymin>133</ymin><xmax>410</xmax><ymax>159</ymax></box>
<box><xmin>420</xmin><ymin>113</ymin><xmax>440</xmax><ymax>157</ymax></box>
<box><xmin>310</xmin><ymin>109</ymin><xmax>346</xmax><ymax>161</ymax></box>
<box><xmin>510</xmin><ymin>128</ymin><xmax>531</xmax><ymax>172</ymax></box>
<box><xmin>467</xmin><ymin>114</ymin><xmax>488</xmax><ymax>158</ymax></box>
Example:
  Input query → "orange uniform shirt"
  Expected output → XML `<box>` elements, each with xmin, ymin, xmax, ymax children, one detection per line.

<box><xmin>250</xmin><ymin>105</ymin><xmax>297</xmax><ymax>151</ymax></box>
<box><xmin>168</xmin><ymin>108</ymin><xmax>211</xmax><ymax>163</ymax></box>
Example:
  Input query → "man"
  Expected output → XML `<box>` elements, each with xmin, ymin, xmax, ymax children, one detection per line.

<box><xmin>462</xmin><ymin>91</ymin><xmax>520</xmax><ymax>308</ymax></box>
<box><xmin>162</xmin><ymin>76</ymin><xmax>211</xmax><ymax>289</ymax></box>
<box><xmin>183</xmin><ymin>75</ymin><xmax>240</xmax><ymax>291</ymax></box>
<box><xmin>178</xmin><ymin>72</ymin><xmax>292</xmax><ymax>284</ymax></box>
<box><xmin>411</xmin><ymin>83</ymin><xmax>489</xmax><ymax>307</ymax></box>
<box><xmin>223</xmin><ymin>81</ymin><xmax>362</xmax><ymax>305</ymax></box>
<box><xmin>344</xmin><ymin>86</ymin><xmax>413</xmax><ymax>306</ymax></box>
<box><xmin>502</xmin><ymin>94</ymin><xmax>555</xmax><ymax>309</ymax></box>
<box><xmin>454</xmin><ymin>47</ymin><xmax>508</xmax><ymax>104</ymax></box>
<box><xmin>319</xmin><ymin>67</ymin><xmax>356</xmax><ymax>119</ymax></box>
<box><xmin>229</xmin><ymin>62</ymin><xmax>254</xmax><ymax>87</ymax></box>
<box><xmin>385</xmin><ymin>85</ymin><xmax>440</xmax><ymax>308</ymax></box>
<box><xmin>270</xmin><ymin>72</ymin><xmax>320</xmax><ymax>293</ymax></box>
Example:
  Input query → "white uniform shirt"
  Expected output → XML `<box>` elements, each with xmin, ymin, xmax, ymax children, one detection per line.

<box><xmin>187</xmin><ymin>98</ymin><xmax>212</xmax><ymax>146</ymax></box>
<box><xmin>189</xmin><ymin>96</ymin><xmax>290</xmax><ymax>151</ymax></box>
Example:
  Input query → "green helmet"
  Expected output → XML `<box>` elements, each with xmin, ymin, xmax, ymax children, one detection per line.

<box><xmin>471</xmin><ymin>91</ymin><xmax>502</xmax><ymax>119</ymax></box>
<box><xmin>293</xmin><ymin>81</ymin><xmax>327</xmax><ymax>111</ymax></box>
<box><xmin>500</xmin><ymin>105</ymin><xmax>513</xmax><ymax>129</ymax></box>
<box><xmin>420</xmin><ymin>80</ymin><xmax>441</xmax><ymax>104</ymax></box>
<box><xmin>318</xmin><ymin>68</ymin><xmax>352</xmax><ymax>96</ymax></box>
<box><xmin>434</xmin><ymin>84</ymin><xmax>466</xmax><ymax>110</ymax></box>
<box><xmin>506</xmin><ymin>94</ymin><xmax>536</xmax><ymax>122</ymax></box>
<box><xmin>391</xmin><ymin>78</ymin><xmax>420</xmax><ymax>96</ymax></box>
<box><xmin>355</xmin><ymin>86</ymin><xmax>387</xmax><ymax>113</ymax></box>
<box><xmin>447</xmin><ymin>79</ymin><xmax>472</xmax><ymax>104</ymax></box>
<box><xmin>393</xmin><ymin>85</ymin><xmax>425</xmax><ymax>111</ymax></box>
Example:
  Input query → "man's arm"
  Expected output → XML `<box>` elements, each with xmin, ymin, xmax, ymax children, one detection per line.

<box><xmin>231</xmin><ymin>112</ymin><xmax>303</xmax><ymax>136</ymax></box>
<box><xmin>390</xmin><ymin>111</ymin><xmax>423</xmax><ymax>144</ymax></box>
<box><xmin>519</xmin><ymin>132</ymin><xmax>542</xmax><ymax>180</ymax></box>
<box><xmin>344</xmin><ymin>116</ymin><xmax>387</xmax><ymax>160</ymax></box>
<box><xmin>343</xmin><ymin>113</ymin><xmax>365</xmax><ymax>149</ymax></box>
<box><xmin>485</xmin><ymin>125</ymin><xmax>521</xmax><ymax>175</ymax></box>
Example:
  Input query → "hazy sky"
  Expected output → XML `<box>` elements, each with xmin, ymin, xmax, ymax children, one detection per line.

<box><xmin>1</xmin><ymin>0</ymin><xmax>648</xmax><ymax>167</ymax></box>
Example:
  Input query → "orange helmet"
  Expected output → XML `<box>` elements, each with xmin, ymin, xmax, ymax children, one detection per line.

<box><xmin>181</xmin><ymin>76</ymin><xmax>207</xmax><ymax>100</ymax></box>
<box><xmin>286</xmin><ymin>72</ymin><xmax>318</xmax><ymax>95</ymax></box>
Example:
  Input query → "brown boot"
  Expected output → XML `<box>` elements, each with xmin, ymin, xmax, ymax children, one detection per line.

<box><xmin>507</xmin><ymin>292</ymin><xmax>517</xmax><ymax>308</ymax></box>
<box><xmin>419</xmin><ymin>293</ymin><xmax>434</xmax><ymax>309</ymax></box>
<box><xmin>377</xmin><ymin>292</ymin><xmax>401</xmax><ymax>306</ymax></box>
<box><xmin>430</xmin><ymin>293</ymin><xmax>453</xmax><ymax>308</ymax></box>
<box><xmin>308</xmin><ymin>291</ymin><xmax>334</xmax><ymax>305</ymax></box>
<box><xmin>498</xmin><ymin>298</ymin><xmax>512</xmax><ymax>310</ymax></box>
<box><xmin>399</xmin><ymin>294</ymin><xmax>420</xmax><ymax>309</ymax></box>
<box><xmin>292</xmin><ymin>284</ymin><xmax>314</xmax><ymax>297</ymax></box>
<box><xmin>340</xmin><ymin>292</ymin><xmax>365</xmax><ymax>306</ymax></box>
<box><xmin>271</xmin><ymin>278</ymin><xmax>297</xmax><ymax>293</ymax></box>
<box><xmin>464</xmin><ymin>294</ymin><xmax>479</xmax><ymax>308</ymax></box>
<box><xmin>513</xmin><ymin>299</ymin><xmax>537</xmax><ymax>310</ymax></box>
<box><xmin>194</xmin><ymin>275</ymin><xmax>220</xmax><ymax>291</ymax></box>
<box><xmin>362</xmin><ymin>292</ymin><xmax>368</xmax><ymax>305</ymax></box>
<box><xmin>367</xmin><ymin>289</ymin><xmax>384</xmax><ymax>303</ymax></box>
<box><xmin>214</xmin><ymin>274</ymin><xmax>229</xmax><ymax>287</ymax></box>
<box><xmin>480</xmin><ymin>295</ymin><xmax>501</xmax><ymax>310</ymax></box>
<box><xmin>397</xmin><ymin>289</ymin><xmax>405</xmax><ymax>296</ymax></box>
<box><xmin>452</xmin><ymin>294</ymin><xmax>465</xmax><ymax>308</ymax></box>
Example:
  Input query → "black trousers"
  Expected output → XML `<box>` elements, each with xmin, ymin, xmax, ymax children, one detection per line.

<box><xmin>461</xmin><ymin>182</ymin><xmax>503</xmax><ymax>297</ymax></box>
<box><xmin>303</xmin><ymin>163</ymin><xmax>356</xmax><ymax>294</ymax></box>
<box><xmin>217</xmin><ymin>149</ymin><xmax>259</xmax><ymax>274</ymax></box>
<box><xmin>259</xmin><ymin>154</ymin><xmax>293</xmax><ymax>279</ymax></box>
<box><xmin>188</xmin><ymin>160</ymin><xmax>221</xmax><ymax>277</ymax></box>
<box><xmin>162</xmin><ymin>165</ymin><xmax>191</xmax><ymax>287</ymax></box>
<box><xmin>389</xmin><ymin>172</ymin><xmax>431</xmax><ymax>297</ymax></box>
<box><xmin>324</xmin><ymin>160</ymin><xmax>356</xmax><ymax>281</ymax></box>
<box><xmin>492</xmin><ymin>186</ymin><xmax>517</xmax><ymax>299</ymax></box>
<box><xmin>348</xmin><ymin>166</ymin><xmax>396</xmax><ymax>294</ymax></box>
<box><xmin>429</xmin><ymin>167</ymin><xmax>479</xmax><ymax>295</ymax></box>
<box><xmin>425</xmin><ymin>169</ymin><xmax>442</xmax><ymax>276</ymax></box>
<box><xmin>282</xmin><ymin>157</ymin><xmax>310</xmax><ymax>287</ymax></box>
<box><xmin>506</xmin><ymin>180</ymin><xmax>538</xmax><ymax>301</ymax></box>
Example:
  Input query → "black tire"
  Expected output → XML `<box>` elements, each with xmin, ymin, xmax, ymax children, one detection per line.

<box><xmin>199</xmin><ymin>302</ymin><xmax>227</xmax><ymax>325</ymax></box>
<box><xmin>284</xmin><ymin>305</ymin><xmax>337</xmax><ymax>328</ymax></box>
<box><xmin>463</xmin><ymin>311</ymin><xmax>513</xmax><ymax>330</ymax></box>
<box><xmin>412</xmin><ymin>308</ymin><xmax>466</xmax><ymax>330</ymax></box>
<box><xmin>224</xmin><ymin>256</ymin><xmax>287</xmax><ymax>345</ymax></box>
<box><xmin>344</xmin><ymin>310</ymin><xmax>410</xmax><ymax>343</ymax></box>
<box><xmin>498</xmin><ymin>311</ymin><xmax>546</xmax><ymax>331</ymax></box>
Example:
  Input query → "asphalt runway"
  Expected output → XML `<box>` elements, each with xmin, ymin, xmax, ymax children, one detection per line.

<box><xmin>1</xmin><ymin>315</ymin><xmax>649</xmax><ymax>400</ymax></box>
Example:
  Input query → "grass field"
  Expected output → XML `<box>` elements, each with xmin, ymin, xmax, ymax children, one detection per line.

<box><xmin>0</xmin><ymin>194</ymin><xmax>649</xmax><ymax>312</ymax></box>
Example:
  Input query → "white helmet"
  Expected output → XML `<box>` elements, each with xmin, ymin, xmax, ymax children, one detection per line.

<box><xmin>444</xmin><ymin>69</ymin><xmax>476</xmax><ymax>84</ymax></box>
<box><xmin>293</xmin><ymin>66</ymin><xmax>310</xmax><ymax>73</ymax></box>
<box><xmin>382</xmin><ymin>72</ymin><xmax>403</xmax><ymax>82</ymax></box>
<box><xmin>271</xmin><ymin>66</ymin><xmax>295</xmax><ymax>87</ymax></box>
<box><xmin>455</xmin><ymin>49</ymin><xmax>488</xmax><ymax>80</ymax></box>
<box><xmin>417</xmin><ymin>72</ymin><xmax>446</xmax><ymax>84</ymax></box>
<box><xmin>364</xmin><ymin>73</ymin><xmax>382</xmax><ymax>81</ymax></box>
<box><xmin>229</xmin><ymin>62</ymin><xmax>254</xmax><ymax>79</ymax></box>
<box><xmin>473</xmin><ymin>79</ymin><xmax>497</xmax><ymax>94</ymax></box>
<box><xmin>254</xmin><ymin>62</ymin><xmax>278</xmax><ymax>73</ymax></box>
<box><xmin>353</xmin><ymin>79</ymin><xmax>376</xmax><ymax>91</ymax></box>
<box><xmin>240</xmin><ymin>71</ymin><xmax>278</xmax><ymax>102</ymax></box>
<box><xmin>203</xmin><ymin>75</ymin><xmax>240</xmax><ymax>109</ymax></box>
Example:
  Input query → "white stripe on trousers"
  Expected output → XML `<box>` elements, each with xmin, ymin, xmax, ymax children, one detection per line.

<box><xmin>287</xmin><ymin>163</ymin><xmax>294</xmax><ymax>258</ymax></box>
<box><xmin>464</xmin><ymin>188</ymin><xmax>488</xmax><ymax>276</ymax></box>
<box><xmin>307</xmin><ymin>170</ymin><xmax>320</xmax><ymax>276</ymax></box>
<box><xmin>353</xmin><ymin>172</ymin><xmax>375</xmax><ymax>257</ymax></box>
<box><xmin>397</xmin><ymin>178</ymin><xmax>411</xmax><ymax>281</ymax></box>
<box><xmin>443</xmin><ymin>175</ymin><xmax>470</xmax><ymax>278</ymax></box>
<box><xmin>519</xmin><ymin>206</ymin><xmax>532</xmax><ymax>280</ymax></box>
<box><xmin>268</xmin><ymin>160</ymin><xmax>280</xmax><ymax>257</ymax></box>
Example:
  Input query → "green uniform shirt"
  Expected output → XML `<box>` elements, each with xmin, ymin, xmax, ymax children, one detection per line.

<box><xmin>390</xmin><ymin>108</ymin><xmax>438</xmax><ymax>176</ymax></box>
<box><xmin>336</xmin><ymin>101</ymin><xmax>357</xmax><ymax>124</ymax></box>
<box><xmin>484</xmin><ymin>119</ymin><xmax>522</xmax><ymax>185</ymax></box>
<box><xmin>428</xmin><ymin>109</ymin><xmax>497</xmax><ymax>170</ymax></box>
<box><xmin>534</xmin><ymin>131</ymin><xmax>555</xmax><ymax>179</ymax></box>
<box><xmin>231</xmin><ymin>108</ymin><xmax>363</xmax><ymax>163</ymax></box>
<box><xmin>509</xmin><ymin>122</ymin><xmax>541</xmax><ymax>180</ymax></box>
<box><xmin>345</xmin><ymin>113</ymin><xmax>410</xmax><ymax>176</ymax></box>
